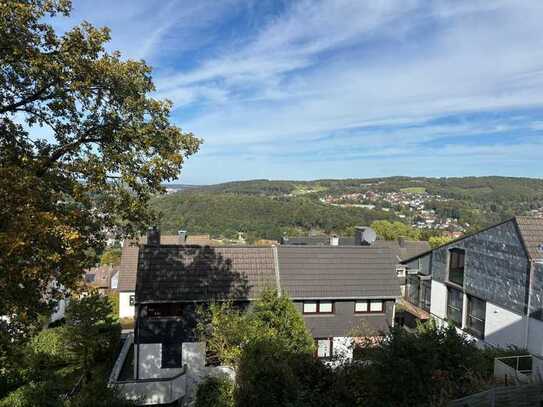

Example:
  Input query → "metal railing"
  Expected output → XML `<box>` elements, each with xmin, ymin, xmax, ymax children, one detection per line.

<box><xmin>109</xmin><ymin>333</ymin><xmax>187</xmax><ymax>405</ymax></box>
<box><xmin>449</xmin><ymin>383</ymin><xmax>543</xmax><ymax>407</ymax></box>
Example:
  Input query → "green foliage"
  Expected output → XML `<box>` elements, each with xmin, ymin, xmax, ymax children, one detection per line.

<box><xmin>0</xmin><ymin>380</ymin><xmax>64</xmax><ymax>407</ymax></box>
<box><xmin>428</xmin><ymin>235</ymin><xmax>454</xmax><ymax>248</ymax></box>
<box><xmin>107</xmin><ymin>291</ymin><xmax>120</xmax><ymax>317</ymax></box>
<box><xmin>153</xmin><ymin>192</ymin><xmax>397</xmax><ymax>240</ymax></box>
<box><xmin>195</xmin><ymin>377</ymin><xmax>234</xmax><ymax>407</ymax></box>
<box><xmin>198</xmin><ymin>289</ymin><xmax>314</xmax><ymax>367</ymax></box>
<box><xmin>64</xmin><ymin>292</ymin><xmax>120</xmax><ymax>374</ymax></box>
<box><xmin>371</xmin><ymin>220</ymin><xmax>421</xmax><ymax>240</ymax></box>
<box><xmin>0</xmin><ymin>0</ymin><xmax>200</xmax><ymax>336</ymax></box>
<box><xmin>100</xmin><ymin>248</ymin><xmax>121</xmax><ymax>266</ymax></box>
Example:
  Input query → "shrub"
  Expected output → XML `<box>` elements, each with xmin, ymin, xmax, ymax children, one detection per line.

<box><xmin>0</xmin><ymin>381</ymin><xmax>63</xmax><ymax>407</ymax></box>
<box><xmin>195</xmin><ymin>377</ymin><xmax>234</xmax><ymax>407</ymax></box>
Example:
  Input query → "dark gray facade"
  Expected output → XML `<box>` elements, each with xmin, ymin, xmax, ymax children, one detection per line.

<box><xmin>430</xmin><ymin>219</ymin><xmax>529</xmax><ymax>315</ymax></box>
<box><xmin>294</xmin><ymin>300</ymin><xmax>395</xmax><ymax>337</ymax></box>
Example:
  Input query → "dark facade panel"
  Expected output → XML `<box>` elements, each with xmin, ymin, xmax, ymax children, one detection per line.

<box><xmin>531</xmin><ymin>262</ymin><xmax>543</xmax><ymax>320</ymax></box>
<box><xmin>431</xmin><ymin>220</ymin><xmax>529</xmax><ymax>315</ymax></box>
<box><xmin>294</xmin><ymin>300</ymin><xmax>394</xmax><ymax>337</ymax></box>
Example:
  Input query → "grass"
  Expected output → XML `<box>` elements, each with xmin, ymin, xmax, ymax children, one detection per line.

<box><xmin>400</xmin><ymin>187</ymin><xmax>426</xmax><ymax>194</ymax></box>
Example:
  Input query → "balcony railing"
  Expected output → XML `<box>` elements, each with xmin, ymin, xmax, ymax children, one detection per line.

<box><xmin>494</xmin><ymin>354</ymin><xmax>543</xmax><ymax>385</ymax></box>
<box><xmin>109</xmin><ymin>333</ymin><xmax>187</xmax><ymax>405</ymax></box>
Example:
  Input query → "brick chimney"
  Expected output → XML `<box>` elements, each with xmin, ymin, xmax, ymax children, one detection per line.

<box><xmin>147</xmin><ymin>226</ymin><xmax>160</xmax><ymax>246</ymax></box>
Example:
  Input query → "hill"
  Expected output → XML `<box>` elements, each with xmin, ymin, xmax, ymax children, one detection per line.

<box><xmin>152</xmin><ymin>176</ymin><xmax>543</xmax><ymax>242</ymax></box>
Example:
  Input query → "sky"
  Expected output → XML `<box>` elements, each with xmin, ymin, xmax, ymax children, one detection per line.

<box><xmin>54</xmin><ymin>0</ymin><xmax>543</xmax><ymax>184</ymax></box>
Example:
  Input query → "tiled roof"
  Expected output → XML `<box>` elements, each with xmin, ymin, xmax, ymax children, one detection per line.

<box><xmin>84</xmin><ymin>265</ymin><xmax>118</xmax><ymax>289</ymax></box>
<box><xmin>117</xmin><ymin>234</ymin><xmax>217</xmax><ymax>292</ymax></box>
<box><xmin>281</xmin><ymin>236</ymin><xmax>429</xmax><ymax>262</ymax></box>
<box><xmin>277</xmin><ymin>245</ymin><xmax>400</xmax><ymax>299</ymax></box>
<box><xmin>516</xmin><ymin>216</ymin><xmax>543</xmax><ymax>260</ymax></box>
<box><xmin>136</xmin><ymin>246</ymin><xmax>277</xmax><ymax>303</ymax></box>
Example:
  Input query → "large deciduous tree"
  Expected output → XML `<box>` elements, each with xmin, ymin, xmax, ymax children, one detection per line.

<box><xmin>0</xmin><ymin>0</ymin><xmax>200</xmax><ymax>335</ymax></box>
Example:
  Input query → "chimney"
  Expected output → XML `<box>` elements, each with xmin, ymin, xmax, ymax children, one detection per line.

<box><xmin>147</xmin><ymin>226</ymin><xmax>160</xmax><ymax>247</ymax></box>
<box><xmin>330</xmin><ymin>234</ymin><xmax>339</xmax><ymax>246</ymax></box>
<box><xmin>398</xmin><ymin>236</ymin><xmax>406</xmax><ymax>248</ymax></box>
<box><xmin>177</xmin><ymin>229</ymin><xmax>187</xmax><ymax>244</ymax></box>
<box><xmin>354</xmin><ymin>226</ymin><xmax>377</xmax><ymax>246</ymax></box>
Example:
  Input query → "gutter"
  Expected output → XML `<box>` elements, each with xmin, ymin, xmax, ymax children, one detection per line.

<box><xmin>272</xmin><ymin>245</ymin><xmax>282</xmax><ymax>296</ymax></box>
<box><xmin>524</xmin><ymin>260</ymin><xmax>535</xmax><ymax>350</ymax></box>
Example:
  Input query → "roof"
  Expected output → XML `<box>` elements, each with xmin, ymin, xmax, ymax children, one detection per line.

<box><xmin>84</xmin><ymin>265</ymin><xmax>118</xmax><ymax>289</ymax></box>
<box><xmin>117</xmin><ymin>234</ymin><xmax>217</xmax><ymax>292</ymax></box>
<box><xmin>136</xmin><ymin>246</ymin><xmax>277</xmax><ymax>303</ymax></box>
<box><xmin>281</xmin><ymin>236</ymin><xmax>429</xmax><ymax>262</ymax></box>
<box><xmin>515</xmin><ymin>216</ymin><xmax>543</xmax><ymax>260</ymax></box>
<box><xmin>277</xmin><ymin>245</ymin><xmax>400</xmax><ymax>299</ymax></box>
<box><xmin>401</xmin><ymin>216</ymin><xmax>543</xmax><ymax>264</ymax></box>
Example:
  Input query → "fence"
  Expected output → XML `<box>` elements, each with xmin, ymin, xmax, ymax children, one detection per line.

<box><xmin>449</xmin><ymin>384</ymin><xmax>543</xmax><ymax>407</ymax></box>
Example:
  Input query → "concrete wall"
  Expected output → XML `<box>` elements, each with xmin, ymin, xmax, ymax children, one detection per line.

<box><xmin>294</xmin><ymin>299</ymin><xmax>395</xmax><ymax>338</ymax></box>
<box><xmin>136</xmin><ymin>343</ymin><xmax>184</xmax><ymax>379</ymax></box>
<box><xmin>120</xmin><ymin>291</ymin><xmax>135</xmax><ymax>319</ymax></box>
<box><xmin>430</xmin><ymin>280</ymin><xmax>447</xmax><ymax>319</ymax></box>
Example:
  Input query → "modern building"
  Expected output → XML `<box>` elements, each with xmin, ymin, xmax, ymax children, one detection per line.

<box><xmin>400</xmin><ymin>216</ymin><xmax>543</xmax><ymax>357</ymax></box>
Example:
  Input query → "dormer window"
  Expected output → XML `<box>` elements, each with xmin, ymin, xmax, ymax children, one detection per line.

<box><xmin>448</xmin><ymin>248</ymin><xmax>465</xmax><ymax>286</ymax></box>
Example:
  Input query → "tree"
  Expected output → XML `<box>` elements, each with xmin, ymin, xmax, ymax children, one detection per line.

<box><xmin>64</xmin><ymin>292</ymin><xmax>120</xmax><ymax>378</ymax></box>
<box><xmin>428</xmin><ymin>235</ymin><xmax>454</xmax><ymax>249</ymax></box>
<box><xmin>371</xmin><ymin>220</ymin><xmax>421</xmax><ymax>241</ymax></box>
<box><xmin>100</xmin><ymin>248</ymin><xmax>121</xmax><ymax>266</ymax></box>
<box><xmin>197</xmin><ymin>289</ymin><xmax>314</xmax><ymax>367</ymax></box>
<box><xmin>0</xmin><ymin>0</ymin><xmax>200</xmax><ymax>335</ymax></box>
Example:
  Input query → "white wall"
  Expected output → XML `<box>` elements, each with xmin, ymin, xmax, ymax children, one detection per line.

<box><xmin>484</xmin><ymin>302</ymin><xmax>525</xmax><ymax>349</ymax></box>
<box><xmin>137</xmin><ymin>343</ymin><xmax>184</xmax><ymax>379</ymax></box>
<box><xmin>430</xmin><ymin>280</ymin><xmax>447</xmax><ymax>319</ymax></box>
<box><xmin>528</xmin><ymin>317</ymin><xmax>543</xmax><ymax>357</ymax></box>
<box><xmin>119</xmin><ymin>291</ymin><xmax>135</xmax><ymax>319</ymax></box>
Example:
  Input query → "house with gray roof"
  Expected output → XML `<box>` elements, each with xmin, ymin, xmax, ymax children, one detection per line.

<box><xmin>117</xmin><ymin>232</ymin><xmax>217</xmax><ymax>319</ymax></box>
<box><xmin>400</xmin><ymin>216</ymin><xmax>543</xmax><ymax>359</ymax></box>
<box><xmin>129</xmin><ymin>226</ymin><xmax>401</xmax><ymax>383</ymax></box>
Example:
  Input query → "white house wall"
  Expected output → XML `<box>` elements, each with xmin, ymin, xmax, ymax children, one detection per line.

<box><xmin>484</xmin><ymin>302</ymin><xmax>525</xmax><ymax>348</ymax></box>
<box><xmin>430</xmin><ymin>280</ymin><xmax>447</xmax><ymax>319</ymax></box>
<box><xmin>528</xmin><ymin>317</ymin><xmax>543</xmax><ymax>357</ymax></box>
<box><xmin>119</xmin><ymin>291</ymin><xmax>135</xmax><ymax>319</ymax></box>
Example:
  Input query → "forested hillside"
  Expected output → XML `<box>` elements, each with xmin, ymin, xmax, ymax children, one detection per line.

<box><xmin>154</xmin><ymin>177</ymin><xmax>543</xmax><ymax>242</ymax></box>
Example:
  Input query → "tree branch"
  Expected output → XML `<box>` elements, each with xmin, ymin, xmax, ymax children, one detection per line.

<box><xmin>0</xmin><ymin>85</ymin><xmax>51</xmax><ymax>114</ymax></box>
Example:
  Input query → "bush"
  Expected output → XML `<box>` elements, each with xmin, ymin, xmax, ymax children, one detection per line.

<box><xmin>195</xmin><ymin>377</ymin><xmax>234</xmax><ymax>407</ymax></box>
<box><xmin>0</xmin><ymin>381</ymin><xmax>63</xmax><ymax>407</ymax></box>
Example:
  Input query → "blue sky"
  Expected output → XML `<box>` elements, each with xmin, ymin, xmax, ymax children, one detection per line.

<box><xmin>56</xmin><ymin>0</ymin><xmax>543</xmax><ymax>184</ymax></box>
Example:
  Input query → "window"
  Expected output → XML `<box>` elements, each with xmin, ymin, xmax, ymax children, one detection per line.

<box><xmin>420</xmin><ymin>279</ymin><xmax>432</xmax><ymax>312</ymax></box>
<box><xmin>84</xmin><ymin>274</ymin><xmax>96</xmax><ymax>283</ymax></box>
<box><xmin>303</xmin><ymin>301</ymin><xmax>334</xmax><ymax>314</ymax></box>
<box><xmin>466</xmin><ymin>295</ymin><xmax>486</xmax><ymax>339</ymax></box>
<box><xmin>146</xmin><ymin>303</ymin><xmax>183</xmax><ymax>318</ymax></box>
<box><xmin>129</xmin><ymin>295</ymin><xmax>135</xmax><ymax>306</ymax></box>
<box><xmin>161</xmin><ymin>343</ymin><xmax>182</xmax><ymax>368</ymax></box>
<box><xmin>448</xmin><ymin>248</ymin><xmax>465</xmax><ymax>286</ymax></box>
<box><xmin>354</xmin><ymin>300</ymin><xmax>383</xmax><ymax>313</ymax></box>
<box><xmin>354</xmin><ymin>301</ymin><xmax>368</xmax><ymax>313</ymax></box>
<box><xmin>315</xmin><ymin>338</ymin><xmax>333</xmax><ymax>358</ymax></box>
<box><xmin>447</xmin><ymin>287</ymin><xmax>463</xmax><ymax>326</ymax></box>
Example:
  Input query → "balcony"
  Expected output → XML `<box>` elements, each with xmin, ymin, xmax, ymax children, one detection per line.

<box><xmin>494</xmin><ymin>354</ymin><xmax>543</xmax><ymax>385</ymax></box>
<box><xmin>109</xmin><ymin>333</ymin><xmax>187</xmax><ymax>405</ymax></box>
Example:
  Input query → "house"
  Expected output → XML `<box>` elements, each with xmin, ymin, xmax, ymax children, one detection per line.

<box><xmin>400</xmin><ymin>216</ymin><xmax>543</xmax><ymax>357</ymax></box>
<box><xmin>116</xmin><ymin>231</ymin><xmax>216</xmax><ymax>320</ymax></box>
<box><xmin>84</xmin><ymin>265</ymin><xmax>118</xmax><ymax>293</ymax></box>
<box><xmin>280</xmin><ymin>228</ymin><xmax>430</xmax><ymax>296</ymax></box>
<box><xmin>132</xmin><ymin>227</ymin><xmax>400</xmax><ymax>370</ymax></box>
